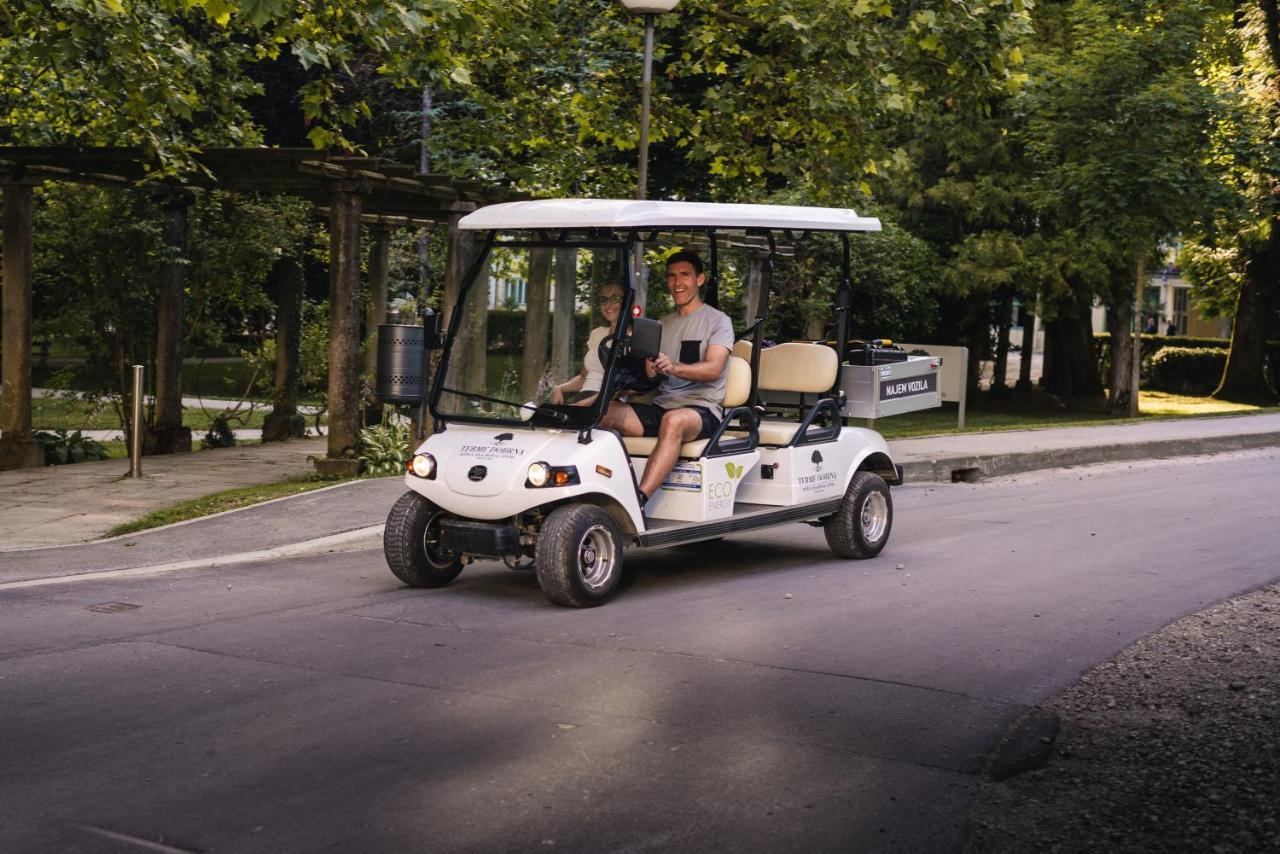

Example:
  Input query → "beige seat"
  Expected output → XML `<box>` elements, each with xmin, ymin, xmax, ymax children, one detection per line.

<box><xmin>754</xmin><ymin>342</ymin><xmax>840</xmax><ymax>446</ymax></box>
<box><xmin>623</xmin><ymin>355</ymin><xmax>752</xmax><ymax>457</ymax></box>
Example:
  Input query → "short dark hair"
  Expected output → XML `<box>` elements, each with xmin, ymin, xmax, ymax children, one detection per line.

<box><xmin>665</xmin><ymin>249</ymin><xmax>703</xmax><ymax>275</ymax></box>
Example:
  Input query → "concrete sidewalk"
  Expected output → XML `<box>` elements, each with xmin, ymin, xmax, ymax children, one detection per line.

<box><xmin>2</xmin><ymin>412</ymin><xmax>1278</xmax><ymax>564</ymax></box>
<box><xmin>0</xmin><ymin>437</ymin><xmax>327</xmax><ymax>549</ymax></box>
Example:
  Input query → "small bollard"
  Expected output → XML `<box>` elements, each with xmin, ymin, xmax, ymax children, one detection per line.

<box><xmin>129</xmin><ymin>364</ymin><xmax>144</xmax><ymax>478</ymax></box>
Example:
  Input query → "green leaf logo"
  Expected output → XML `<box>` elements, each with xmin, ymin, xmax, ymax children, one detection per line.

<box><xmin>724</xmin><ymin>462</ymin><xmax>744</xmax><ymax>480</ymax></box>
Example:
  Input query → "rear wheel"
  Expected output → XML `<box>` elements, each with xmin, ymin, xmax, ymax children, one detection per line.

<box><xmin>535</xmin><ymin>504</ymin><xmax>624</xmax><ymax>607</ymax></box>
<box><xmin>383</xmin><ymin>491</ymin><xmax>464</xmax><ymax>588</ymax></box>
<box><xmin>824</xmin><ymin>471</ymin><xmax>892</xmax><ymax>559</ymax></box>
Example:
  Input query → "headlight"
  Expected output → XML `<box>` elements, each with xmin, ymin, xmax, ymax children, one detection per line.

<box><xmin>527</xmin><ymin>461</ymin><xmax>551</xmax><ymax>487</ymax></box>
<box><xmin>526</xmin><ymin>462</ymin><xmax>579</xmax><ymax>488</ymax></box>
<box><xmin>408</xmin><ymin>453</ymin><xmax>436</xmax><ymax>479</ymax></box>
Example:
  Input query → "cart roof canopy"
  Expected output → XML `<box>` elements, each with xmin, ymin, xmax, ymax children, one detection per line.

<box><xmin>458</xmin><ymin>199</ymin><xmax>882</xmax><ymax>233</ymax></box>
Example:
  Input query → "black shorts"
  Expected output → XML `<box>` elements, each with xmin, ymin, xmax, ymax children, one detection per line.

<box><xmin>631</xmin><ymin>403</ymin><xmax>718</xmax><ymax>441</ymax></box>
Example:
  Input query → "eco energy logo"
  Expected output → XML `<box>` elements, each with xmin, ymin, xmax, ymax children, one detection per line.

<box><xmin>709</xmin><ymin>460</ymin><xmax>747</xmax><ymax>512</ymax></box>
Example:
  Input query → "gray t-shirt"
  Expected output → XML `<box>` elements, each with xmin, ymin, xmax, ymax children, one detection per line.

<box><xmin>652</xmin><ymin>303</ymin><xmax>735</xmax><ymax>417</ymax></box>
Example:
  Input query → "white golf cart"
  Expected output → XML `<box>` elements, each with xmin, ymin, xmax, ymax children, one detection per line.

<box><xmin>383</xmin><ymin>200</ymin><xmax>941</xmax><ymax>607</ymax></box>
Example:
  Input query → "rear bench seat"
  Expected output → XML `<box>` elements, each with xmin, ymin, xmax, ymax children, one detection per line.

<box><xmin>749</xmin><ymin>341</ymin><xmax>840</xmax><ymax>446</ymax></box>
<box><xmin>622</xmin><ymin>355</ymin><xmax>752</xmax><ymax>458</ymax></box>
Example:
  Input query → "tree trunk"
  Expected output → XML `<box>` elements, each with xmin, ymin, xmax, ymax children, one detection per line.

<box><xmin>991</xmin><ymin>290</ymin><xmax>1013</xmax><ymax>393</ymax></box>
<box><xmin>1041</xmin><ymin>304</ymin><xmax>1104</xmax><ymax>401</ymax></box>
<box><xmin>1214</xmin><ymin>217</ymin><xmax>1279</xmax><ymax>403</ymax></box>
<box><xmin>1105</xmin><ymin>252</ymin><xmax>1143</xmax><ymax>417</ymax></box>
<box><xmin>522</xmin><ymin>248</ymin><xmax>553</xmax><ymax>399</ymax></box>
<box><xmin>1015</xmin><ymin>305</ymin><xmax>1036</xmax><ymax>393</ymax></box>
<box><xmin>262</xmin><ymin>257</ymin><xmax>305</xmax><ymax>442</ymax></box>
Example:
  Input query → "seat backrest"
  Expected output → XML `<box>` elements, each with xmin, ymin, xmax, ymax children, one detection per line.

<box><xmin>723</xmin><ymin>355</ymin><xmax>751</xmax><ymax>407</ymax></box>
<box><xmin>732</xmin><ymin>339</ymin><xmax>753</xmax><ymax>361</ymax></box>
<box><xmin>758</xmin><ymin>342</ymin><xmax>838</xmax><ymax>393</ymax></box>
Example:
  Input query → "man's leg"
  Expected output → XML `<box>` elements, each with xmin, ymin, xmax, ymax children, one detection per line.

<box><xmin>638</xmin><ymin>408</ymin><xmax>703</xmax><ymax>498</ymax></box>
<box><xmin>599</xmin><ymin>400</ymin><xmax>646</xmax><ymax>437</ymax></box>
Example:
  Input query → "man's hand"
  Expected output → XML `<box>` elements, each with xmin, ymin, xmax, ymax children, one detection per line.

<box><xmin>652</xmin><ymin>352</ymin><xmax>675</xmax><ymax>377</ymax></box>
<box><xmin>548</xmin><ymin>386</ymin><xmax>564</xmax><ymax>405</ymax></box>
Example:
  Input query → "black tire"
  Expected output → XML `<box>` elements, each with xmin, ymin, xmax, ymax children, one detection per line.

<box><xmin>535</xmin><ymin>504</ymin><xmax>624</xmax><ymax>607</ymax></box>
<box><xmin>383</xmin><ymin>491</ymin><xmax>464</xmax><ymax>588</ymax></box>
<box><xmin>824</xmin><ymin>471</ymin><xmax>892</xmax><ymax>559</ymax></box>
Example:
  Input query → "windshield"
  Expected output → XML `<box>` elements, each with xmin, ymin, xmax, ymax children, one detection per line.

<box><xmin>435</xmin><ymin>243</ymin><xmax>628</xmax><ymax>428</ymax></box>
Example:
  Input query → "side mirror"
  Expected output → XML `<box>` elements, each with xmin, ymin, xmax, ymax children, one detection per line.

<box><xmin>421</xmin><ymin>309</ymin><xmax>444</xmax><ymax>350</ymax></box>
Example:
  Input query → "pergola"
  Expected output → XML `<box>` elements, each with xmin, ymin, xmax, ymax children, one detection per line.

<box><xmin>0</xmin><ymin>147</ymin><xmax>515</xmax><ymax>472</ymax></box>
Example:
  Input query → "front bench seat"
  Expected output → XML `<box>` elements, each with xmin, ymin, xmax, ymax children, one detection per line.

<box><xmin>622</xmin><ymin>355</ymin><xmax>752</xmax><ymax>458</ymax></box>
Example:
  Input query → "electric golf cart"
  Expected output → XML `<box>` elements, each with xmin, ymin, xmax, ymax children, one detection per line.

<box><xmin>382</xmin><ymin>199</ymin><xmax>942</xmax><ymax>607</ymax></box>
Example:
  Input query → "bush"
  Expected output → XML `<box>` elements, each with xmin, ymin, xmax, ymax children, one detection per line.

<box><xmin>201</xmin><ymin>414</ymin><xmax>237</xmax><ymax>449</ymax></box>
<box><xmin>358</xmin><ymin>422</ymin><xmax>410</xmax><ymax>476</ymax></box>
<box><xmin>1096</xmin><ymin>332</ymin><xmax>1280</xmax><ymax>391</ymax></box>
<box><xmin>1147</xmin><ymin>347</ymin><xmax>1229</xmax><ymax>395</ymax></box>
<box><xmin>32</xmin><ymin>429</ymin><xmax>108</xmax><ymax>465</ymax></box>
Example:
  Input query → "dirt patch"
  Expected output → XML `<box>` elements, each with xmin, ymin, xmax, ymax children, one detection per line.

<box><xmin>967</xmin><ymin>581</ymin><xmax>1280</xmax><ymax>852</ymax></box>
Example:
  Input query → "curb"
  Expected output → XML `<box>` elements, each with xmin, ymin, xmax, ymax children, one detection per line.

<box><xmin>0</xmin><ymin>525</ymin><xmax>385</xmax><ymax>591</ymax></box>
<box><xmin>900</xmin><ymin>431</ymin><xmax>1280</xmax><ymax>483</ymax></box>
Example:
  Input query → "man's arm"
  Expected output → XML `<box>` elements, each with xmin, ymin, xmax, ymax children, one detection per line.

<box><xmin>652</xmin><ymin>344</ymin><xmax>729</xmax><ymax>382</ymax></box>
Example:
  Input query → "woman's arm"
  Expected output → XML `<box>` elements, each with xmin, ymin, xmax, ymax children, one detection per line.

<box><xmin>549</xmin><ymin>366</ymin><xmax>588</xmax><ymax>404</ymax></box>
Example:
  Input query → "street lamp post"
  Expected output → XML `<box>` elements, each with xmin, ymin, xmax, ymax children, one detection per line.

<box><xmin>618</xmin><ymin>0</ymin><xmax>679</xmax><ymax>311</ymax></box>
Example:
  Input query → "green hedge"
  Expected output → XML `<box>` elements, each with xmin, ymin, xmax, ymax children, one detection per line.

<box><xmin>1095</xmin><ymin>333</ymin><xmax>1280</xmax><ymax>390</ymax></box>
<box><xmin>1147</xmin><ymin>347</ymin><xmax>1230</xmax><ymax>395</ymax></box>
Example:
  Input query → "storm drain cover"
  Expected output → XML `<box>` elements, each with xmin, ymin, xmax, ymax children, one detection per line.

<box><xmin>86</xmin><ymin>602</ymin><xmax>140</xmax><ymax>613</ymax></box>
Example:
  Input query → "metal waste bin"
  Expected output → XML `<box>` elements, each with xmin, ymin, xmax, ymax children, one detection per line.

<box><xmin>376</xmin><ymin>324</ymin><xmax>427</xmax><ymax>404</ymax></box>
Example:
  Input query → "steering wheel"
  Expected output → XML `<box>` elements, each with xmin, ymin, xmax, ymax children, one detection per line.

<box><xmin>599</xmin><ymin>335</ymin><xmax>663</xmax><ymax>394</ymax></box>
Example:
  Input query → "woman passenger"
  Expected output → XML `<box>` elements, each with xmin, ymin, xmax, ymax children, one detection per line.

<box><xmin>548</xmin><ymin>282</ymin><xmax>624</xmax><ymax>406</ymax></box>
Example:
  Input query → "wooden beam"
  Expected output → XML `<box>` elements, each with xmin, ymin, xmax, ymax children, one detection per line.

<box><xmin>323</xmin><ymin>189</ymin><xmax>364</xmax><ymax>471</ymax></box>
<box><xmin>0</xmin><ymin>181</ymin><xmax>43</xmax><ymax>469</ymax></box>
<box><xmin>150</xmin><ymin>193</ymin><xmax>192</xmax><ymax>453</ymax></box>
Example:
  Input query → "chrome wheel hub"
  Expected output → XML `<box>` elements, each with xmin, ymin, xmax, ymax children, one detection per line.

<box><xmin>859</xmin><ymin>491</ymin><xmax>889</xmax><ymax>544</ymax></box>
<box><xmin>578</xmin><ymin>524</ymin><xmax>615</xmax><ymax>590</ymax></box>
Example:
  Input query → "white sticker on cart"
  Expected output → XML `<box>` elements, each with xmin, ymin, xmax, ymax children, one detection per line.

<box><xmin>662</xmin><ymin>461</ymin><xmax>702</xmax><ymax>491</ymax></box>
<box><xmin>880</xmin><ymin>366</ymin><xmax>893</xmax><ymax>379</ymax></box>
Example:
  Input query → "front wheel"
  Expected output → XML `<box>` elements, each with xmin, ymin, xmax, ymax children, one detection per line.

<box><xmin>535</xmin><ymin>504</ymin><xmax>624</xmax><ymax>607</ymax></box>
<box><xmin>824</xmin><ymin>471</ymin><xmax>892</xmax><ymax>559</ymax></box>
<box><xmin>383</xmin><ymin>492</ymin><xmax>464</xmax><ymax>588</ymax></box>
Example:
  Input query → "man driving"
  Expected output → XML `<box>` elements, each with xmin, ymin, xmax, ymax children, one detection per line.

<box><xmin>600</xmin><ymin>249</ymin><xmax>734</xmax><ymax>509</ymax></box>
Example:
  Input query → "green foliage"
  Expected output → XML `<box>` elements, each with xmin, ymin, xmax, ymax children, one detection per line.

<box><xmin>32</xmin><ymin>429</ymin><xmax>109</xmax><ymax>466</ymax></box>
<box><xmin>32</xmin><ymin>184</ymin><xmax>311</xmax><ymax>415</ymax></box>
<box><xmin>1</xmin><ymin>0</ymin><xmax>488</xmax><ymax>169</ymax></box>
<box><xmin>358</xmin><ymin>421</ymin><xmax>410</xmax><ymax>477</ymax></box>
<box><xmin>1148</xmin><ymin>347</ymin><xmax>1230</xmax><ymax>395</ymax></box>
<box><xmin>245</xmin><ymin>299</ymin><xmax>330</xmax><ymax>394</ymax></box>
<box><xmin>200</xmin><ymin>413</ymin><xmax>237</xmax><ymax>449</ymax></box>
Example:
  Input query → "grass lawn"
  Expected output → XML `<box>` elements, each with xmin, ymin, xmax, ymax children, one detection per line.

<box><xmin>31</xmin><ymin>395</ymin><xmax>324</xmax><ymax>433</ymax></box>
<box><xmin>864</xmin><ymin>389</ymin><xmax>1278</xmax><ymax>439</ymax></box>
<box><xmin>106</xmin><ymin>477</ymin><xmax>354</xmax><ymax>537</ymax></box>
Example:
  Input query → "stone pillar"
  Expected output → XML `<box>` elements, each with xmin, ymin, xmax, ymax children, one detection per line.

<box><xmin>317</xmin><ymin>188</ymin><xmax>364</xmax><ymax>476</ymax></box>
<box><xmin>262</xmin><ymin>257</ymin><xmax>306</xmax><ymax>441</ymax></box>
<box><xmin>522</xmin><ymin>248</ymin><xmax>553</xmax><ymax>399</ymax></box>
<box><xmin>743</xmin><ymin>253</ymin><xmax>765</xmax><ymax>326</ymax></box>
<box><xmin>551</xmin><ymin>247</ymin><xmax>576</xmax><ymax>378</ymax></box>
<box><xmin>363</xmin><ymin>223</ymin><xmax>392</xmax><ymax>425</ymax></box>
<box><xmin>0</xmin><ymin>180</ymin><xmax>43</xmax><ymax>470</ymax></box>
<box><xmin>441</xmin><ymin>216</ymin><xmax>472</xmax><ymax>392</ymax></box>
<box><xmin>150</xmin><ymin>192</ymin><xmax>192</xmax><ymax>454</ymax></box>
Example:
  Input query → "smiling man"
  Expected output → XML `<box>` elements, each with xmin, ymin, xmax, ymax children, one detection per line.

<box><xmin>600</xmin><ymin>249</ymin><xmax>734</xmax><ymax>509</ymax></box>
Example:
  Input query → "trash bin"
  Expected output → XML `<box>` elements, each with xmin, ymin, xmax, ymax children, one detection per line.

<box><xmin>376</xmin><ymin>324</ymin><xmax>427</xmax><ymax>404</ymax></box>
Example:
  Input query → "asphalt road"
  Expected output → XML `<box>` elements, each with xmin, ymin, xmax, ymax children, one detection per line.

<box><xmin>3</xmin><ymin>449</ymin><xmax>1278</xmax><ymax>853</ymax></box>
